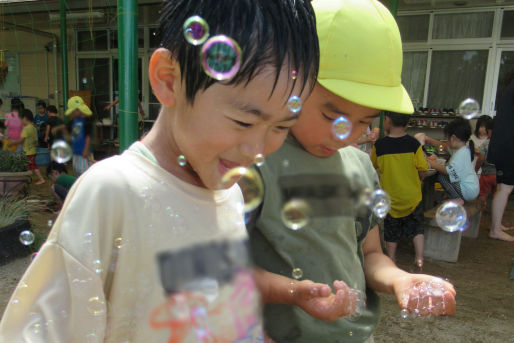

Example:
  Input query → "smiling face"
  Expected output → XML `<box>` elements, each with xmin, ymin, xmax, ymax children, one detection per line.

<box><xmin>148</xmin><ymin>49</ymin><xmax>310</xmax><ymax>190</ymax></box>
<box><xmin>290</xmin><ymin>83</ymin><xmax>380</xmax><ymax>157</ymax></box>
<box><xmin>37</xmin><ymin>105</ymin><xmax>45</xmax><ymax>116</ymax></box>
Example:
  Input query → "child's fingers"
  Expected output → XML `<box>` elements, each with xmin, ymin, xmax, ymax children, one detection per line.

<box><xmin>442</xmin><ymin>291</ymin><xmax>456</xmax><ymax>315</ymax></box>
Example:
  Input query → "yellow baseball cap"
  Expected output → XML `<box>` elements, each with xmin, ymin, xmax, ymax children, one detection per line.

<box><xmin>65</xmin><ymin>96</ymin><xmax>92</xmax><ymax>116</ymax></box>
<box><xmin>313</xmin><ymin>0</ymin><xmax>413</xmax><ymax>114</ymax></box>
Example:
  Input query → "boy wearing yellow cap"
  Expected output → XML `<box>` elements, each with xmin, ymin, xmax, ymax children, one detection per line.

<box><xmin>250</xmin><ymin>1</ymin><xmax>456</xmax><ymax>342</ymax></box>
<box><xmin>65</xmin><ymin>96</ymin><xmax>94</xmax><ymax>176</ymax></box>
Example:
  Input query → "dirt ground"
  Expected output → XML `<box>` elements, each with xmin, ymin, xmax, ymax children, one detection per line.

<box><xmin>1</xmin><ymin>177</ymin><xmax>513</xmax><ymax>342</ymax></box>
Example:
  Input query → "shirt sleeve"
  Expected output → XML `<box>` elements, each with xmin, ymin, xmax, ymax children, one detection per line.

<box><xmin>20</xmin><ymin>126</ymin><xmax>28</xmax><ymax>139</ymax></box>
<box><xmin>414</xmin><ymin>145</ymin><xmax>429</xmax><ymax>171</ymax></box>
<box><xmin>370</xmin><ymin>145</ymin><xmax>378</xmax><ymax>169</ymax></box>
<box><xmin>0</xmin><ymin>164</ymin><xmax>124</xmax><ymax>342</ymax></box>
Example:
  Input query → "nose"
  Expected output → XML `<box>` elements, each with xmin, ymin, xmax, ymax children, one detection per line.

<box><xmin>239</xmin><ymin>131</ymin><xmax>266</xmax><ymax>165</ymax></box>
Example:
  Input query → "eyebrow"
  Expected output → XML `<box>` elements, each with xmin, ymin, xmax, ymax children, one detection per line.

<box><xmin>235</xmin><ymin>102</ymin><xmax>300</xmax><ymax>122</ymax></box>
<box><xmin>323</xmin><ymin>102</ymin><xmax>380</xmax><ymax>119</ymax></box>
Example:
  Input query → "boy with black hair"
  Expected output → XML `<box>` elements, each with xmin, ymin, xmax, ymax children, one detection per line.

<box><xmin>371</xmin><ymin>111</ymin><xmax>428</xmax><ymax>267</ymax></box>
<box><xmin>44</xmin><ymin>105</ymin><xmax>63</xmax><ymax>148</ymax></box>
<box><xmin>47</xmin><ymin>161</ymin><xmax>77</xmax><ymax>203</ymax></box>
<box><xmin>8</xmin><ymin>109</ymin><xmax>46</xmax><ymax>185</ymax></box>
<box><xmin>0</xmin><ymin>0</ymin><xmax>320</xmax><ymax>341</ymax></box>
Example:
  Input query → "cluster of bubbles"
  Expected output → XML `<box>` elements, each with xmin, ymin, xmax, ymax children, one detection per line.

<box><xmin>50</xmin><ymin>140</ymin><xmax>72</xmax><ymax>164</ymax></box>
<box><xmin>359</xmin><ymin>188</ymin><xmax>392</xmax><ymax>219</ymax></box>
<box><xmin>400</xmin><ymin>279</ymin><xmax>449</xmax><ymax>318</ymax></box>
<box><xmin>457</xmin><ymin>98</ymin><xmax>480</xmax><ymax>120</ymax></box>
<box><xmin>346</xmin><ymin>289</ymin><xmax>366</xmax><ymax>321</ymax></box>
<box><xmin>183</xmin><ymin>15</ymin><xmax>241</xmax><ymax>82</ymax></box>
<box><xmin>435</xmin><ymin>201</ymin><xmax>468</xmax><ymax>233</ymax></box>
<box><xmin>332</xmin><ymin>116</ymin><xmax>352</xmax><ymax>141</ymax></box>
<box><xmin>220</xmin><ymin>167</ymin><xmax>264</xmax><ymax>214</ymax></box>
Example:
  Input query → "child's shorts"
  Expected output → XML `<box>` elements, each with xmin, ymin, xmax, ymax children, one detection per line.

<box><xmin>384</xmin><ymin>202</ymin><xmax>424</xmax><ymax>243</ymax></box>
<box><xmin>26</xmin><ymin>154</ymin><xmax>37</xmax><ymax>171</ymax></box>
<box><xmin>479</xmin><ymin>174</ymin><xmax>496</xmax><ymax>199</ymax></box>
<box><xmin>497</xmin><ymin>168</ymin><xmax>514</xmax><ymax>186</ymax></box>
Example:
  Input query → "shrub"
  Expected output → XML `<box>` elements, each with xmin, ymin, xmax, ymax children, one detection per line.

<box><xmin>0</xmin><ymin>150</ymin><xmax>29</xmax><ymax>172</ymax></box>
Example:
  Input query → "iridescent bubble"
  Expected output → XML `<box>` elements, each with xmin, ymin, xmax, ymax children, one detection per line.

<box><xmin>358</xmin><ymin>188</ymin><xmax>373</xmax><ymax>208</ymax></box>
<box><xmin>292</xmin><ymin>267</ymin><xmax>303</xmax><ymax>280</ymax></box>
<box><xmin>458</xmin><ymin>98</ymin><xmax>480</xmax><ymax>120</ymax></box>
<box><xmin>287</xmin><ymin>95</ymin><xmax>302</xmax><ymax>114</ymax></box>
<box><xmin>114</xmin><ymin>237</ymin><xmax>123</xmax><ymax>249</ymax></box>
<box><xmin>400</xmin><ymin>308</ymin><xmax>409</xmax><ymax>320</ymax></box>
<box><xmin>438</xmin><ymin>145</ymin><xmax>445</xmax><ymax>154</ymax></box>
<box><xmin>435</xmin><ymin>201</ymin><xmax>467</xmax><ymax>233</ymax></box>
<box><xmin>19</xmin><ymin>230</ymin><xmax>35</xmax><ymax>245</ymax></box>
<box><xmin>183</xmin><ymin>15</ymin><xmax>209</xmax><ymax>45</ymax></box>
<box><xmin>220</xmin><ymin>167</ymin><xmax>264</xmax><ymax>213</ymax></box>
<box><xmin>47</xmin><ymin>220</ymin><xmax>53</xmax><ymax>227</ymax></box>
<box><xmin>92</xmin><ymin>260</ymin><xmax>103</xmax><ymax>274</ymax></box>
<box><xmin>254</xmin><ymin>153</ymin><xmax>264</xmax><ymax>167</ymax></box>
<box><xmin>332</xmin><ymin>116</ymin><xmax>352</xmax><ymax>141</ymax></box>
<box><xmin>177</xmin><ymin>155</ymin><xmax>187</xmax><ymax>167</ymax></box>
<box><xmin>281</xmin><ymin>199</ymin><xmax>310</xmax><ymax>230</ymax></box>
<box><xmin>291</xmin><ymin>70</ymin><xmax>297</xmax><ymax>80</ymax></box>
<box><xmin>201</xmin><ymin>35</ymin><xmax>241</xmax><ymax>81</ymax></box>
<box><xmin>369</xmin><ymin>189</ymin><xmax>391</xmax><ymax>219</ymax></box>
<box><xmin>87</xmin><ymin>296</ymin><xmax>105</xmax><ymax>316</ymax></box>
<box><xmin>51</xmin><ymin>140</ymin><xmax>72</xmax><ymax>164</ymax></box>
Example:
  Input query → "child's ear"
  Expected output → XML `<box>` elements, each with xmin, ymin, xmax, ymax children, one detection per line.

<box><xmin>149</xmin><ymin>48</ymin><xmax>181</xmax><ymax>107</ymax></box>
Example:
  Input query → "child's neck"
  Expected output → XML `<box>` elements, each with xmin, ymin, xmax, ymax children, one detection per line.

<box><xmin>387</xmin><ymin>126</ymin><xmax>407</xmax><ymax>138</ymax></box>
<box><xmin>452</xmin><ymin>140</ymin><xmax>466</xmax><ymax>149</ymax></box>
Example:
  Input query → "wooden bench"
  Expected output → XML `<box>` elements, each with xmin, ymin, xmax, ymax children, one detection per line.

<box><xmin>423</xmin><ymin>200</ymin><xmax>482</xmax><ymax>263</ymax></box>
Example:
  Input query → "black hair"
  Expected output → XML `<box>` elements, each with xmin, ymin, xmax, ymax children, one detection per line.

<box><xmin>0</xmin><ymin>98</ymin><xmax>3</xmax><ymax>106</ymax></box>
<box><xmin>474</xmin><ymin>115</ymin><xmax>492</xmax><ymax>137</ymax></box>
<box><xmin>47</xmin><ymin>105</ymin><xmax>58</xmax><ymax>114</ymax></box>
<box><xmin>158</xmin><ymin>0</ymin><xmax>319</xmax><ymax>103</ymax></box>
<box><xmin>20</xmin><ymin>109</ymin><xmax>34</xmax><ymax>122</ymax></box>
<box><xmin>46</xmin><ymin>161</ymin><xmax>68</xmax><ymax>177</ymax></box>
<box><xmin>444</xmin><ymin>117</ymin><xmax>474</xmax><ymax>161</ymax></box>
<box><xmin>36</xmin><ymin>100</ymin><xmax>47</xmax><ymax>109</ymax></box>
<box><xmin>10</xmin><ymin>98</ymin><xmax>24</xmax><ymax>112</ymax></box>
<box><xmin>384</xmin><ymin>111</ymin><xmax>409</xmax><ymax>127</ymax></box>
<box><xmin>486</xmin><ymin>117</ymin><xmax>494</xmax><ymax>131</ymax></box>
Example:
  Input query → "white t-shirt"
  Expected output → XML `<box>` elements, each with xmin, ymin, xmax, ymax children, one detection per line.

<box><xmin>446</xmin><ymin>146</ymin><xmax>479</xmax><ymax>201</ymax></box>
<box><xmin>0</xmin><ymin>142</ymin><xmax>263</xmax><ymax>343</ymax></box>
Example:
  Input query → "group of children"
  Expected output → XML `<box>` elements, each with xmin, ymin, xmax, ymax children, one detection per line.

<box><xmin>0</xmin><ymin>1</ymin><xmax>458</xmax><ymax>342</ymax></box>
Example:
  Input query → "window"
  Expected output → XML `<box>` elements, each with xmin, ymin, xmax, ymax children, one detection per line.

<box><xmin>77</xmin><ymin>30</ymin><xmax>108</xmax><ymax>51</ymax></box>
<box><xmin>397</xmin><ymin>15</ymin><xmax>429</xmax><ymax>42</ymax></box>
<box><xmin>494</xmin><ymin>51</ymin><xmax>514</xmax><ymax>110</ymax></box>
<box><xmin>432</xmin><ymin>12</ymin><xmax>494</xmax><ymax>39</ymax></box>
<box><xmin>428</xmin><ymin>50</ymin><xmax>488</xmax><ymax>109</ymax></box>
<box><xmin>500</xmin><ymin>10</ymin><xmax>514</xmax><ymax>40</ymax></box>
<box><xmin>402</xmin><ymin>52</ymin><xmax>428</xmax><ymax>109</ymax></box>
<box><xmin>78</xmin><ymin>58</ymin><xmax>110</xmax><ymax>115</ymax></box>
<box><xmin>110</xmin><ymin>29</ymin><xmax>144</xmax><ymax>49</ymax></box>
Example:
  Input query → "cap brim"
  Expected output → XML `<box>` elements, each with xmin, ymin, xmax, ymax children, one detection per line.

<box><xmin>65</xmin><ymin>105</ymin><xmax>92</xmax><ymax>116</ymax></box>
<box><xmin>318</xmin><ymin>78</ymin><xmax>414</xmax><ymax>114</ymax></box>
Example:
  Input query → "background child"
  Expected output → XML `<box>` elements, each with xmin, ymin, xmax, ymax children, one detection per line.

<box><xmin>250</xmin><ymin>1</ymin><xmax>456</xmax><ymax>343</ymax></box>
<box><xmin>475</xmin><ymin>118</ymin><xmax>496</xmax><ymax>209</ymax></box>
<box><xmin>65</xmin><ymin>96</ymin><xmax>94</xmax><ymax>176</ymax></box>
<box><xmin>7</xmin><ymin>109</ymin><xmax>45</xmax><ymax>185</ymax></box>
<box><xmin>371</xmin><ymin>112</ymin><xmax>428</xmax><ymax>268</ymax></box>
<box><xmin>35</xmin><ymin>100</ymin><xmax>49</xmax><ymax>146</ymax></box>
<box><xmin>426</xmin><ymin>118</ymin><xmax>479</xmax><ymax>204</ymax></box>
<box><xmin>0</xmin><ymin>0</ymin><xmax>319</xmax><ymax>341</ymax></box>
<box><xmin>46</xmin><ymin>161</ymin><xmax>76</xmax><ymax>203</ymax></box>
<box><xmin>44</xmin><ymin>105</ymin><xmax>63</xmax><ymax>149</ymax></box>
<box><xmin>3</xmin><ymin>99</ymin><xmax>23</xmax><ymax>151</ymax></box>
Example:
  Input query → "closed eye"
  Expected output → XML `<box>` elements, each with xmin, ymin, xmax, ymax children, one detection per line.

<box><xmin>233</xmin><ymin>119</ymin><xmax>253</xmax><ymax>128</ymax></box>
<box><xmin>322</xmin><ymin>112</ymin><xmax>337</xmax><ymax>122</ymax></box>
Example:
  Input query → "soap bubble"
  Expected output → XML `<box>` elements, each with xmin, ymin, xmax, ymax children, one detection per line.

<box><xmin>220</xmin><ymin>167</ymin><xmax>263</xmax><ymax>213</ymax></box>
<box><xmin>287</xmin><ymin>95</ymin><xmax>302</xmax><ymax>114</ymax></box>
<box><xmin>19</xmin><ymin>230</ymin><xmax>35</xmax><ymax>245</ymax></box>
<box><xmin>201</xmin><ymin>35</ymin><xmax>241</xmax><ymax>80</ymax></box>
<box><xmin>346</xmin><ymin>289</ymin><xmax>366</xmax><ymax>321</ymax></box>
<box><xmin>92</xmin><ymin>260</ymin><xmax>103</xmax><ymax>274</ymax></box>
<box><xmin>254</xmin><ymin>153</ymin><xmax>264</xmax><ymax>167</ymax></box>
<box><xmin>332</xmin><ymin>116</ymin><xmax>352</xmax><ymax>141</ymax></box>
<box><xmin>183</xmin><ymin>15</ymin><xmax>209</xmax><ymax>45</ymax></box>
<box><xmin>177</xmin><ymin>155</ymin><xmax>187</xmax><ymax>167</ymax></box>
<box><xmin>281</xmin><ymin>199</ymin><xmax>310</xmax><ymax>230</ymax></box>
<box><xmin>47</xmin><ymin>220</ymin><xmax>53</xmax><ymax>227</ymax></box>
<box><xmin>291</xmin><ymin>70</ymin><xmax>297</xmax><ymax>80</ymax></box>
<box><xmin>364</xmin><ymin>189</ymin><xmax>391</xmax><ymax>219</ymax></box>
<box><xmin>51</xmin><ymin>140</ymin><xmax>72</xmax><ymax>164</ymax></box>
<box><xmin>292</xmin><ymin>268</ymin><xmax>303</xmax><ymax>280</ymax></box>
<box><xmin>400</xmin><ymin>308</ymin><xmax>409</xmax><ymax>319</ymax></box>
<box><xmin>458</xmin><ymin>98</ymin><xmax>480</xmax><ymax>120</ymax></box>
<box><xmin>87</xmin><ymin>296</ymin><xmax>105</xmax><ymax>316</ymax></box>
<box><xmin>436</xmin><ymin>201</ymin><xmax>467</xmax><ymax>233</ymax></box>
<box><xmin>114</xmin><ymin>237</ymin><xmax>123</xmax><ymax>249</ymax></box>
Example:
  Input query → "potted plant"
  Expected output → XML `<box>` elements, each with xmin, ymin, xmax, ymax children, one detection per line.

<box><xmin>0</xmin><ymin>196</ymin><xmax>44</xmax><ymax>265</ymax></box>
<box><xmin>0</xmin><ymin>150</ymin><xmax>32</xmax><ymax>196</ymax></box>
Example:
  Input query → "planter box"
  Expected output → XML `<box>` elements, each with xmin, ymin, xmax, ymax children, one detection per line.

<box><xmin>0</xmin><ymin>220</ymin><xmax>33</xmax><ymax>265</ymax></box>
<box><xmin>0</xmin><ymin>171</ymin><xmax>32</xmax><ymax>196</ymax></box>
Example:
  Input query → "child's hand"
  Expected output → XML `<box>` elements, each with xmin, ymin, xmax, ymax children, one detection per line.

<box><xmin>392</xmin><ymin>275</ymin><xmax>456</xmax><ymax>316</ymax></box>
<box><xmin>293</xmin><ymin>280</ymin><xmax>361</xmax><ymax>322</ymax></box>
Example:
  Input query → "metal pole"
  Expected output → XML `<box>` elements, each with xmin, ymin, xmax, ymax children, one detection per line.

<box><xmin>117</xmin><ymin>0</ymin><xmax>138</xmax><ymax>152</ymax></box>
<box><xmin>59</xmin><ymin>0</ymin><xmax>68</xmax><ymax>112</ymax></box>
<box><xmin>379</xmin><ymin>0</ymin><xmax>399</xmax><ymax>138</ymax></box>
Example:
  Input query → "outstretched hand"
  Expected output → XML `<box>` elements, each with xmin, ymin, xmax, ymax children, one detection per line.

<box><xmin>293</xmin><ymin>280</ymin><xmax>361</xmax><ymax>322</ymax></box>
<box><xmin>392</xmin><ymin>274</ymin><xmax>456</xmax><ymax>316</ymax></box>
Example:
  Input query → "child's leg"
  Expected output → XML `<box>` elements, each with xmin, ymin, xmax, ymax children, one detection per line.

<box><xmin>437</xmin><ymin>173</ymin><xmax>464</xmax><ymax>202</ymax></box>
<box><xmin>406</xmin><ymin>203</ymin><xmax>424</xmax><ymax>266</ymax></box>
<box><xmin>383</xmin><ymin>215</ymin><xmax>402</xmax><ymax>262</ymax></box>
<box><xmin>490</xmin><ymin>182</ymin><xmax>514</xmax><ymax>241</ymax></box>
<box><xmin>33</xmin><ymin>168</ymin><xmax>45</xmax><ymax>185</ymax></box>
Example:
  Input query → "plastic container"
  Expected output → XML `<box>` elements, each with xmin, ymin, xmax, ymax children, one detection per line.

<box><xmin>35</xmin><ymin>147</ymin><xmax>50</xmax><ymax>166</ymax></box>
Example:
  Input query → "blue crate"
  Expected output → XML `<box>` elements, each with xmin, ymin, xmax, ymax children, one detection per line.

<box><xmin>35</xmin><ymin>147</ymin><xmax>50</xmax><ymax>166</ymax></box>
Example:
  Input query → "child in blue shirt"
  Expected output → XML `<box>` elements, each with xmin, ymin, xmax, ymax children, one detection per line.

<box><xmin>426</xmin><ymin>118</ymin><xmax>479</xmax><ymax>204</ymax></box>
<box><xmin>65</xmin><ymin>96</ymin><xmax>94</xmax><ymax>176</ymax></box>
